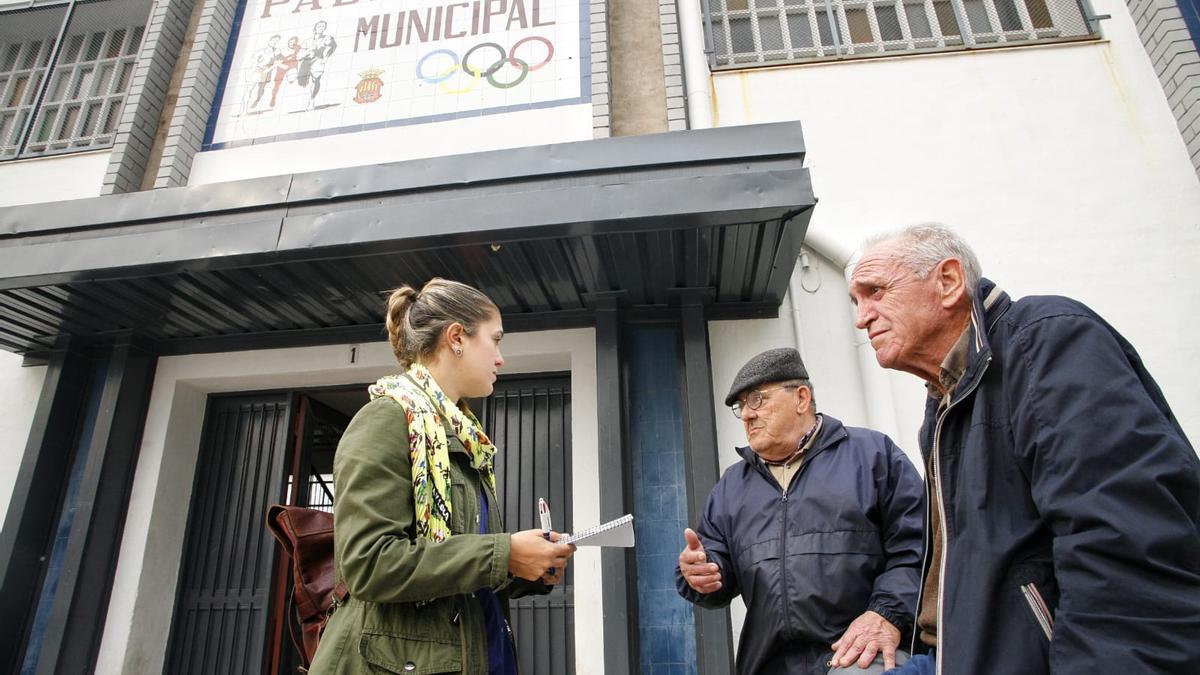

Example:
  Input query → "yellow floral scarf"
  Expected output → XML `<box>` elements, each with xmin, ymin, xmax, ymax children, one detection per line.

<box><xmin>368</xmin><ymin>364</ymin><xmax>497</xmax><ymax>543</ymax></box>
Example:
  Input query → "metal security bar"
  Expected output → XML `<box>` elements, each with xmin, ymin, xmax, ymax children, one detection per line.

<box><xmin>0</xmin><ymin>0</ymin><xmax>147</xmax><ymax>160</ymax></box>
<box><xmin>707</xmin><ymin>0</ymin><xmax>1096</xmax><ymax>67</ymax></box>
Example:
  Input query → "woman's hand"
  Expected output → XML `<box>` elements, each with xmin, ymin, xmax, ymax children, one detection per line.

<box><xmin>509</xmin><ymin>529</ymin><xmax>575</xmax><ymax>581</ymax></box>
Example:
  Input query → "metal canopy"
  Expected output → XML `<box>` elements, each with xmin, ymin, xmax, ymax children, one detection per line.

<box><xmin>0</xmin><ymin>122</ymin><xmax>815</xmax><ymax>356</ymax></box>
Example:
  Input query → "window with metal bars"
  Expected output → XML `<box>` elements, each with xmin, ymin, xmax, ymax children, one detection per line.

<box><xmin>0</xmin><ymin>0</ymin><xmax>147</xmax><ymax>160</ymax></box>
<box><xmin>707</xmin><ymin>0</ymin><xmax>1098</xmax><ymax>68</ymax></box>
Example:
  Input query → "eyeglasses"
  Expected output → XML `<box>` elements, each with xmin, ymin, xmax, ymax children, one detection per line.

<box><xmin>731</xmin><ymin>384</ymin><xmax>799</xmax><ymax>419</ymax></box>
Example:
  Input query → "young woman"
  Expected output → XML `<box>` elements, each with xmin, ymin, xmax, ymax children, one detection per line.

<box><xmin>309</xmin><ymin>278</ymin><xmax>575</xmax><ymax>674</ymax></box>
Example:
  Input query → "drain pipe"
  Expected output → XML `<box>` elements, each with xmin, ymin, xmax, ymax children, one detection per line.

<box><xmin>678</xmin><ymin>0</ymin><xmax>714</xmax><ymax>129</ymax></box>
<box><xmin>794</xmin><ymin>229</ymin><xmax>905</xmax><ymax>445</ymax></box>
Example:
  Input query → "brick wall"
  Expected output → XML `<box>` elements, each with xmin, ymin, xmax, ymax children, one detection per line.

<box><xmin>1128</xmin><ymin>0</ymin><xmax>1200</xmax><ymax>176</ymax></box>
<box><xmin>101</xmin><ymin>0</ymin><xmax>197</xmax><ymax>194</ymax></box>
<box><xmin>661</xmin><ymin>0</ymin><xmax>687</xmax><ymax>130</ymax></box>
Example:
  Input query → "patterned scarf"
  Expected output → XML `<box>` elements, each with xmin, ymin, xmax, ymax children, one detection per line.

<box><xmin>368</xmin><ymin>364</ymin><xmax>497</xmax><ymax>543</ymax></box>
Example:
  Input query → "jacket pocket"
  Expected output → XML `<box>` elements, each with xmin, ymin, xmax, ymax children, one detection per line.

<box><xmin>359</xmin><ymin>632</ymin><xmax>462</xmax><ymax>674</ymax></box>
<box><xmin>1019</xmin><ymin>582</ymin><xmax>1054</xmax><ymax>642</ymax></box>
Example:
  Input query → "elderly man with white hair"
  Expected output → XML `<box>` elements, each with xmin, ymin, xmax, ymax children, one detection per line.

<box><xmin>848</xmin><ymin>224</ymin><xmax>1200</xmax><ymax>674</ymax></box>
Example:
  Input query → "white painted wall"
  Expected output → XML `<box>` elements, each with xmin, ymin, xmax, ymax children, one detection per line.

<box><xmin>189</xmin><ymin>103</ymin><xmax>594</xmax><ymax>185</ymax></box>
<box><xmin>94</xmin><ymin>329</ymin><xmax>604</xmax><ymax>675</ymax></box>
<box><xmin>0</xmin><ymin>351</ymin><xmax>47</xmax><ymax>531</ymax></box>
<box><xmin>707</xmin><ymin>0</ymin><xmax>1200</xmax><ymax>449</ymax></box>
<box><xmin>0</xmin><ymin>150</ymin><xmax>110</xmax><ymax>208</ymax></box>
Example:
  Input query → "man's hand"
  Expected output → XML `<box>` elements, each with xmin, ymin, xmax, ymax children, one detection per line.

<box><xmin>678</xmin><ymin>528</ymin><xmax>722</xmax><ymax>594</ymax></box>
<box><xmin>830</xmin><ymin>610</ymin><xmax>901</xmax><ymax>670</ymax></box>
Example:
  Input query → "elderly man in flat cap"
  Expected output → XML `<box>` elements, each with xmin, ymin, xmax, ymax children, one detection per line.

<box><xmin>676</xmin><ymin>348</ymin><xmax>924</xmax><ymax>675</ymax></box>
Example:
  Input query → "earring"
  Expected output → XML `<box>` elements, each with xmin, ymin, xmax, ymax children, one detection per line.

<box><xmin>454</xmin><ymin>347</ymin><xmax>462</xmax><ymax>356</ymax></box>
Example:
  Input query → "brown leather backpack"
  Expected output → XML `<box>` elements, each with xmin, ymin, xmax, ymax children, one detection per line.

<box><xmin>265</xmin><ymin>505</ymin><xmax>349</xmax><ymax>670</ymax></box>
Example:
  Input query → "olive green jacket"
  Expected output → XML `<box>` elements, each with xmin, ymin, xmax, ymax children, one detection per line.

<box><xmin>309</xmin><ymin>397</ymin><xmax>543</xmax><ymax>675</ymax></box>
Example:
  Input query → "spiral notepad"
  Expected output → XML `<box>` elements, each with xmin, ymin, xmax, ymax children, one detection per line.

<box><xmin>560</xmin><ymin>514</ymin><xmax>635</xmax><ymax>547</ymax></box>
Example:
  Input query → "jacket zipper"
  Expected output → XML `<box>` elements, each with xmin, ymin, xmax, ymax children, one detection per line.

<box><xmin>1020</xmin><ymin>583</ymin><xmax>1054</xmax><ymax>642</ymax></box>
<box><xmin>930</xmin><ymin>407</ymin><xmax>950</xmax><ymax>675</ymax></box>
<box><xmin>918</xmin><ymin>289</ymin><xmax>1005</xmax><ymax>672</ymax></box>
<box><xmin>770</xmin><ymin>442</ymin><xmax>823</xmax><ymax>639</ymax></box>
<box><xmin>929</xmin><ymin>355</ymin><xmax>990</xmax><ymax>675</ymax></box>
<box><xmin>459</xmin><ymin>611</ymin><xmax>469</xmax><ymax>673</ymax></box>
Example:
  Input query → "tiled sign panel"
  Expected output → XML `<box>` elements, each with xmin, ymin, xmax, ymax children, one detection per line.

<box><xmin>206</xmin><ymin>0</ymin><xmax>587</xmax><ymax>149</ymax></box>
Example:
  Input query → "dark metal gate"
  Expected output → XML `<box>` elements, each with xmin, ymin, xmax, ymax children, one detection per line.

<box><xmin>164</xmin><ymin>393</ymin><xmax>292</xmax><ymax>675</ymax></box>
<box><xmin>478</xmin><ymin>374</ymin><xmax>576</xmax><ymax>675</ymax></box>
<box><xmin>165</xmin><ymin>376</ymin><xmax>574</xmax><ymax>673</ymax></box>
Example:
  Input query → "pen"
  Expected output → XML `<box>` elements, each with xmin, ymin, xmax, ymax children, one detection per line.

<box><xmin>539</xmin><ymin>497</ymin><xmax>555</xmax><ymax>576</ymax></box>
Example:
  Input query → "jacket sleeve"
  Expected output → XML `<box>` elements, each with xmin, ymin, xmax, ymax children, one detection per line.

<box><xmin>334</xmin><ymin>398</ymin><xmax>513</xmax><ymax>603</ymax></box>
<box><xmin>1008</xmin><ymin>313</ymin><xmax>1200</xmax><ymax>673</ymax></box>
<box><xmin>866</xmin><ymin>438</ymin><xmax>925</xmax><ymax>638</ymax></box>
<box><xmin>504</xmin><ymin>577</ymin><xmax>552</xmax><ymax>599</ymax></box>
<box><xmin>675</xmin><ymin>479</ymin><xmax>741</xmax><ymax>608</ymax></box>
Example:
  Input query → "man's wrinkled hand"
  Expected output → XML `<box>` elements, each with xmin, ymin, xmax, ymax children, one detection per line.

<box><xmin>830</xmin><ymin>610</ymin><xmax>901</xmax><ymax>670</ymax></box>
<box><xmin>678</xmin><ymin>528</ymin><xmax>722</xmax><ymax>594</ymax></box>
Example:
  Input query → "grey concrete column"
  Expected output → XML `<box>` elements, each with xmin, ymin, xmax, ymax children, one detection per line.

<box><xmin>608</xmin><ymin>0</ymin><xmax>669</xmax><ymax>135</ymax></box>
<box><xmin>102</xmin><ymin>0</ymin><xmax>202</xmax><ymax>194</ymax></box>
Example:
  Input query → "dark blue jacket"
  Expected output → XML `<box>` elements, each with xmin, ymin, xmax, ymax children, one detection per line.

<box><xmin>920</xmin><ymin>278</ymin><xmax>1200</xmax><ymax>674</ymax></box>
<box><xmin>676</xmin><ymin>415</ymin><xmax>924</xmax><ymax>675</ymax></box>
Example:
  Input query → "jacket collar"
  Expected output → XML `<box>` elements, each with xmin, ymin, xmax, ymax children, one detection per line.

<box><xmin>736</xmin><ymin>414</ymin><xmax>848</xmax><ymax>471</ymax></box>
<box><xmin>952</xmin><ymin>277</ymin><xmax>1010</xmax><ymax>404</ymax></box>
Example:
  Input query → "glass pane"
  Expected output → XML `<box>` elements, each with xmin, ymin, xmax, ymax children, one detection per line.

<box><xmin>1</xmin><ymin>111</ymin><xmax>17</xmax><ymax>145</ymax></box>
<box><xmin>816</xmin><ymin>9</ymin><xmax>836</xmax><ymax>46</ymax></box>
<box><xmin>0</xmin><ymin>3</ymin><xmax>70</xmax><ymax>155</ymax></box>
<box><xmin>730</xmin><ymin>16</ymin><xmax>755</xmax><ymax>53</ymax></box>
<box><xmin>102</xmin><ymin>99</ymin><xmax>119</xmax><ymax>133</ymax></box>
<box><xmin>847</xmin><ymin>8</ymin><xmax>874</xmax><ymax>43</ymax></box>
<box><xmin>787</xmin><ymin>12</ymin><xmax>815</xmax><ymax>48</ymax></box>
<box><xmin>85</xmin><ymin>32</ymin><xmax>104</xmax><ymax>60</ymax></box>
<box><xmin>906</xmin><ymin>3</ymin><xmax>933</xmax><ymax>38</ymax></box>
<box><xmin>46</xmin><ymin>71</ymin><xmax>69</xmax><ymax>102</ymax></box>
<box><xmin>1</xmin><ymin>45</ymin><xmax>18</xmax><ymax>71</ymax></box>
<box><xmin>8</xmin><ymin>75</ymin><xmax>29</xmax><ymax>107</ymax></box>
<box><xmin>96</xmin><ymin>63</ymin><xmax>114</xmax><ymax>94</ymax></box>
<box><xmin>106</xmin><ymin>28</ymin><xmax>125</xmax><ymax>58</ymax></box>
<box><xmin>963</xmin><ymin>0</ymin><xmax>993</xmax><ymax>32</ymax></box>
<box><xmin>58</xmin><ymin>104</ymin><xmax>80</xmax><ymax>138</ymax></box>
<box><xmin>759</xmin><ymin>13</ymin><xmax>785</xmax><ymax>50</ymax></box>
<box><xmin>115</xmin><ymin>60</ymin><xmax>133</xmax><ymax>91</ymax></box>
<box><xmin>933</xmin><ymin>1</ymin><xmax>961</xmax><ymax>36</ymax></box>
<box><xmin>21</xmin><ymin>41</ymin><xmax>42</xmax><ymax>69</ymax></box>
<box><xmin>35</xmin><ymin>107</ymin><xmax>56</xmax><ymax>141</ymax></box>
<box><xmin>728</xmin><ymin>0</ymin><xmax>750</xmax><ymax>9</ymax></box>
<box><xmin>1025</xmin><ymin>0</ymin><xmax>1053</xmax><ymax>29</ymax></box>
<box><xmin>877</xmin><ymin>4</ymin><xmax>904</xmax><ymax>40</ymax></box>
<box><xmin>81</xmin><ymin>101</ymin><xmax>100</xmax><ymax>135</ymax></box>
<box><xmin>995</xmin><ymin>0</ymin><xmax>1023</xmax><ymax>30</ymax></box>
<box><xmin>127</xmin><ymin>25</ymin><xmax>144</xmax><ymax>55</ymax></box>
<box><xmin>714</xmin><ymin>20</ymin><xmax>730</xmax><ymax>55</ymax></box>
<box><xmin>63</xmin><ymin>34</ymin><xmax>84</xmax><ymax>63</ymax></box>
<box><xmin>71</xmin><ymin>67</ymin><xmax>94</xmax><ymax>99</ymax></box>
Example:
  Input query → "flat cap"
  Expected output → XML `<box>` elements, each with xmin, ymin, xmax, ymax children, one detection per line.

<box><xmin>724</xmin><ymin>347</ymin><xmax>809</xmax><ymax>406</ymax></box>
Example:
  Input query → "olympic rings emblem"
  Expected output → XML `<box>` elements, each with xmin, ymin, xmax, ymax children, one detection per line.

<box><xmin>416</xmin><ymin>36</ymin><xmax>555</xmax><ymax>93</ymax></box>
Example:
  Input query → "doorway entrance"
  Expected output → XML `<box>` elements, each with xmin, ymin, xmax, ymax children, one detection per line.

<box><xmin>164</xmin><ymin>374</ymin><xmax>574</xmax><ymax>674</ymax></box>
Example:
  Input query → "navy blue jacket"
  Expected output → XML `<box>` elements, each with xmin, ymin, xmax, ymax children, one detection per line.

<box><xmin>676</xmin><ymin>415</ymin><xmax>924</xmax><ymax>675</ymax></box>
<box><xmin>920</xmin><ymin>278</ymin><xmax>1200</xmax><ymax>674</ymax></box>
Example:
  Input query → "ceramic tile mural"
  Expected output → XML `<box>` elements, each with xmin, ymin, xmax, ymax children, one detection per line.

<box><xmin>206</xmin><ymin>0</ymin><xmax>588</xmax><ymax>149</ymax></box>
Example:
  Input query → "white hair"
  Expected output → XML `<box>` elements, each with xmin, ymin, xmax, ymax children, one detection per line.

<box><xmin>861</xmin><ymin>223</ymin><xmax>983</xmax><ymax>297</ymax></box>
